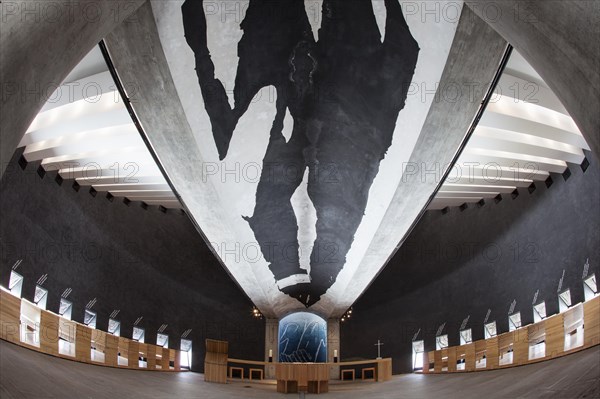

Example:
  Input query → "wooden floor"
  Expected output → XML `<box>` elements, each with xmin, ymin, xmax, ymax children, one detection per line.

<box><xmin>1</xmin><ymin>339</ymin><xmax>598</xmax><ymax>398</ymax></box>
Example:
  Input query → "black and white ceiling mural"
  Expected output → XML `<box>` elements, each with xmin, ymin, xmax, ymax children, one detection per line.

<box><xmin>150</xmin><ymin>0</ymin><xmax>462</xmax><ymax>316</ymax></box>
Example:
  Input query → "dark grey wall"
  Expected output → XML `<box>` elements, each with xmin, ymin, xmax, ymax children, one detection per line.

<box><xmin>341</xmin><ymin>153</ymin><xmax>599</xmax><ymax>374</ymax></box>
<box><xmin>0</xmin><ymin>149</ymin><xmax>264</xmax><ymax>372</ymax></box>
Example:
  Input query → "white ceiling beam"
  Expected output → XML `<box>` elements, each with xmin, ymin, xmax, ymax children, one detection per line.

<box><xmin>440</xmin><ymin>183</ymin><xmax>516</xmax><ymax>193</ymax></box>
<box><xmin>92</xmin><ymin>183</ymin><xmax>171</xmax><ymax>192</ymax></box>
<box><xmin>470</xmin><ymin>126</ymin><xmax>585</xmax><ymax>164</ymax></box>
<box><xmin>23</xmin><ymin>125</ymin><xmax>142</xmax><ymax>162</ymax></box>
<box><xmin>436</xmin><ymin>191</ymin><xmax>501</xmax><ymax>198</ymax></box>
<box><xmin>494</xmin><ymin>73</ymin><xmax>568</xmax><ymax>115</ymax></box>
<box><xmin>443</xmin><ymin>175</ymin><xmax>533</xmax><ymax>187</ymax></box>
<box><xmin>460</xmin><ymin>148</ymin><xmax>567</xmax><ymax>174</ymax></box>
<box><xmin>428</xmin><ymin>197</ymin><xmax>484</xmax><ymax>210</ymax></box>
<box><xmin>109</xmin><ymin>190</ymin><xmax>175</xmax><ymax>198</ymax></box>
<box><xmin>20</xmin><ymin>107</ymin><xmax>132</xmax><ymax>147</ymax></box>
<box><xmin>41</xmin><ymin>147</ymin><xmax>153</xmax><ymax>167</ymax></box>
<box><xmin>482</xmin><ymin>98</ymin><xmax>589</xmax><ymax>150</ymax></box>
<box><xmin>22</xmin><ymin>94</ymin><xmax>129</xmax><ymax>146</ymax></box>
<box><xmin>140</xmin><ymin>200</ymin><xmax>182</xmax><ymax>209</ymax></box>
<box><xmin>40</xmin><ymin>71</ymin><xmax>116</xmax><ymax>113</ymax></box>
<box><xmin>75</xmin><ymin>175</ymin><xmax>166</xmax><ymax>186</ymax></box>
<box><xmin>452</xmin><ymin>164</ymin><xmax>550</xmax><ymax>182</ymax></box>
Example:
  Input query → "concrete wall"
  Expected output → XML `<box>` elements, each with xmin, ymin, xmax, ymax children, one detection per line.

<box><xmin>0</xmin><ymin>150</ymin><xmax>265</xmax><ymax>372</ymax></box>
<box><xmin>340</xmin><ymin>153</ymin><xmax>599</xmax><ymax>374</ymax></box>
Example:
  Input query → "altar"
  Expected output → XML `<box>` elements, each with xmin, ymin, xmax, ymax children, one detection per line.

<box><xmin>205</xmin><ymin>339</ymin><xmax>393</xmax><ymax>394</ymax></box>
<box><xmin>275</xmin><ymin>363</ymin><xmax>329</xmax><ymax>394</ymax></box>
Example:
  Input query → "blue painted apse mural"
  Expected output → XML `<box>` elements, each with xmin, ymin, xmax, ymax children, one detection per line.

<box><xmin>278</xmin><ymin>312</ymin><xmax>327</xmax><ymax>362</ymax></box>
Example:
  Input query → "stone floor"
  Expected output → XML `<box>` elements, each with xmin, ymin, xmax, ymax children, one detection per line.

<box><xmin>1</xmin><ymin>339</ymin><xmax>598</xmax><ymax>398</ymax></box>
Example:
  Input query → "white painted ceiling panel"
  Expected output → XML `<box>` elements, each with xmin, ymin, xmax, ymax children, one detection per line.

<box><xmin>431</xmin><ymin>49</ymin><xmax>590</xmax><ymax>210</ymax></box>
<box><xmin>20</xmin><ymin>46</ymin><xmax>179</xmax><ymax>209</ymax></box>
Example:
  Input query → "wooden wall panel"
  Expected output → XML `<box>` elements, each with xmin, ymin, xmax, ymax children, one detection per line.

<box><xmin>172</xmin><ymin>349</ymin><xmax>181</xmax><ymax>371</ymax></box>
<box><xmin>128</xmin><ymin>340</ymin><xmax>140</xmax><ymax>369</ymax></box>
<box><xmin>0</xmin><ymin>290</ymin><xmax>20</xmax><ymax>343</ymax></box>
<box><xmin>161</xmin><ymin>347</ymin><xmax>170</xmax><ymax>369</ymax></box>
<box><xmin>464</xmin><ymin>343</ymin><xmax>475</xmax><ymax>371</ymax></box>
<box><xmin>447</xmin><ymin>347</ymin><xmax>457</xmax><ymax>372</ymax></box>
<box><xmin>204</xmin><ymin>362</ymin><xmax>227</xmax><ymax>384</ymax></box>
<box><xmin>545</xmin><ymin>314</ymin><xmax>565</xmax><ymax>358</ymax></box>
<box><xmin>138</xmin><ymin>343</ymin><xmax>148</xmax><ymax>368</ymax></box>
<box><xmin>91</xmin><ymin>329</ymin><xmax>106</xmax><ymax>363</ymax></box>
<box><xmin>421</xmin><ymin>352</ymin><xmax>430</xmax><ymax>373</ymax></box>
<box><xmin>485</xmin><ymin>336</ymin><xmax>499</xmax><ymax>369</ymax></box>
<box><xmin>76</xmin><ymin>324</ymin><xmax>92</xmax><ymax>363</ymax></box>
<box><xmin>105</xmin><ymin>334</ymin><xmax>119</xmax><ymax>367</ymax></box>
<box><xmin>0</xmin><ymin>293</ymin><xmax>182</xmax><ymax>372</ymax></box>
<box><xmin>206</xmin><ymin>339</ymin><xmax>228</xmax><ymax>354</ymax></box>
<box><xmin>204</xmin><ymin>339</ymin><xmax>228</xmax><ymax>383</ymax></box>
<box><xmin>147</xmin><ymin>344</ymin><xmax>157</xmax><ymax>369</ymax></box>
<box><xmin>433</xmin><ymin>350</ymin><xmax>442</xmax><ymax>372</ymax></box>
<box><xmin>39</xmin><ymin>311</ymin><xmax>59</xmax><ymax>356</ymax></box>
<box><xmin>513</xmin><ymin>329</ymin><xmax>529</xmax><ymax>365</ymax></box>
<box><xmin>584</xmin><ymin>296</ymin><xmax>600</xmax><ymax>347</ymax></box>
<box><xmin>377</xmin><ymin>358</ymin><xmax>392</xmax><ymax>381</ymax></box>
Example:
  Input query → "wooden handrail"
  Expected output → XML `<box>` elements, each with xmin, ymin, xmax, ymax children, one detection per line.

<box><xmin>226</xmin><ymin>358</ymin><xmax>392</xmax><ymax>366</ymax></box>
<box><xmin>0</xmin><ymin>289</ymin><xmax>184</xmax><ymax>372</ymax></box>
<box><xmin>422</xmin><ymin>295</ymin><xmax>599</xmax><ymax>374</ymax></box>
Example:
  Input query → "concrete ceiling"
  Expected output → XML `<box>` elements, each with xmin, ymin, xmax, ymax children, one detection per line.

<box><xmin>18</xmin><ymin>2</ymin><xmax>522</xmax><ymax>319</ymax></box>
<box><xmin>119</xmin><ymin>0</ymin><xmax>505</xmax><ymax>318</ymax></box>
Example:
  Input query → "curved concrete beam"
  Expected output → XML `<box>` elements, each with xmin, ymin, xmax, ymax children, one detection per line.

<box><xmin>466</xmin><ymin>0</ymin><xmax>600</xmax><ymax>157</ymax></box>
<box><xmin>0</xmin><ymin>0</ymin><xmax>145</xmax><ymax>176</ymax></box>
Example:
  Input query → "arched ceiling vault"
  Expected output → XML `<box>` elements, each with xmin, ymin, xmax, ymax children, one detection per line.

<box><xmin>101</xmin><ymin>1</ymin><xmax>507</xmax><ymax>319</ymax></box>
<box><xmin>16</xmin><ymin>1</ymin><xmax>591</xmax><ymax>320</ymax></box>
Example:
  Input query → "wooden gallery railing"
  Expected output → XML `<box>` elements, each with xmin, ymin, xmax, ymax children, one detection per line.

<box><xmin>422</xmin><ymin>295</ymin><xmax>599</xmax><ymax>373</ymax></box>
<box><xmin>0</xmin><ymin>290</ymin><xmax>182</xmax><ymax>371</ymax></box>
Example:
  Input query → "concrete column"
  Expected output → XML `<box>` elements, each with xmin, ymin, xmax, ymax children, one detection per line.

<box><xmin>327</xmin><ymin>318</ymin><xmax>340</xmax><ymax>380</ymax></box>
<box><xmin>264</xmin><ymin>318</ymin><xmax>278</xmax><ymax>379</ymax></box>
<box><xmin>467</xmin><ymin>0</ymin><xmax>600</xmax><ymax>157</ymax></box>
<box><xmin>0</xmin><ymin>0</ymin><xmax>145</xmax><ymax>177</ymax></box>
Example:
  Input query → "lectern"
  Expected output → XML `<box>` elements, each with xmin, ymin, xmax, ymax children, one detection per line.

<box><xmin>204</xmin><ymin>339</ymin><xmax>228</xmax><ymax>383</ymax></box>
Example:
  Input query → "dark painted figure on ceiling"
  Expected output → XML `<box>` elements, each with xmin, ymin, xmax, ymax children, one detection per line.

<box><xmin>182</xmin><ymin>0</ymin><xmax>419</xmax><ymax>307</ymax></box>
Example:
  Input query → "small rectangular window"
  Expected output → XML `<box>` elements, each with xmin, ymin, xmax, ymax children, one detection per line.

<box><xmin>84</xmin><ymin>309</ymin><xmax>97</xmax><ymax>329</ymax></box>
<box><xmin>583</xmin><ymin>274</ymin><xmax>597</xmax><ymax>301</ymax></box>
<box><xmin>435</xmin><ymin>334</ymin><xmax>448</xmax><ymax>350</ymax></box>
<box><xmin>508</xmin><ymin>312</ymin><xmax>521</xmax><ymax>331</ymax></box>
<box><xmin>59</xmin><ymin>298</ymin><xmax>73</xmax><ymax>320</ymax></box>
<box><xmin>484</xmin><ymin>321</ymin><xmax>497</xmax><ymax>338</ymax></box>
<box><xmin>8</xmin><ymin>271</ymin><xmax>23</xmax><ymax>297</ymax></box>
<box><xmin>180</xmin><ymin>339</ymin><xmax>192</xmax><ymax>369</ymax></box>
<box><xmin>533</xmin><ymin>301</ymin><xmax>546</xmax><ymax>322</ymax></box>
<box><xmin>459</xmin><ymin>328</ymin><xmax>472</xmax><ymax>345</ymax></box>
<box><xmin>34</xmin><ymin>286</ymin><xmax>48</xmax><ymax>310</ymax></box>
<box><xmin>108</xmin><ymin>318</ymin><xmax>121</xmax><ymax>336</ymax></box>
<box><xmin>412</xmin><ymin>340</ymin><xmax>424</xmax><ymax>370</ymax></box>
<box><xmin>559</xmin><ymin>289</ymin><xmax>572</xmax><ymax>312</ymax></box>
<box><xmin>157</xmin><ymin>333</ymin><xmax>169</xmax><ymax>348</ymax></box>
<box><xmin>132</xmin><ymin>326</ymin><xmax>145</xmax><ymax>343</ymax></box>
<box><xmin>20</xmin><ymin>300</ymin><xmax>41</xmax><ymax>347</ymax></box>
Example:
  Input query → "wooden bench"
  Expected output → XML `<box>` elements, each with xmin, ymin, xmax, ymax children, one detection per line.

<box><xmin>362</xmin><ymin>367</ymin><xmax>376</xmax><ymax>380</ymax></box>
<box><xmin>249</xmin><ymin>368</ymin><xmax>263</xmax><ymax>380</ymax></box>
<box><xmin>229</xmin><ymin>366</ymin><xmax>244</xmax><ymax>380</ymax></box>
<box><xmin>341</xmin><ymin>369</ymin><xmax>355</xmax><ymax>381</ymax></box>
